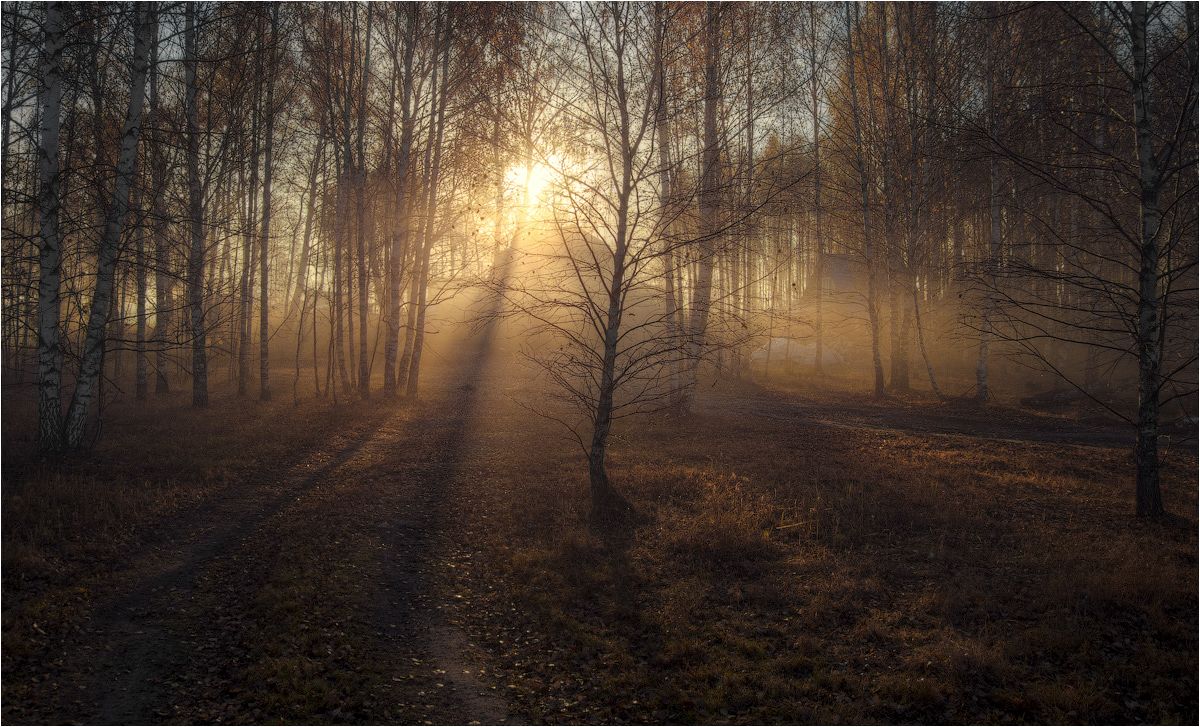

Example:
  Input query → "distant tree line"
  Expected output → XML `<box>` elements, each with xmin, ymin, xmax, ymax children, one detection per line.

<box><xmin>2</xmin><ymin>2</ymin><xmax>1194</xmax><ymax>517</ymax></box>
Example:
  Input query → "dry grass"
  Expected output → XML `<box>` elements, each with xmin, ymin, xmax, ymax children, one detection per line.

<box><xmin>1</xmin><ymin>373</ymin><xmax>396</xmax><ymax>665</ymax></box>
<box><xmin>444</xmin><ymin>379</ymin><xmax>1199</xmax><ymax>724</ymax></box>
<box><xmin>3</xmin><ymin>356</ymin><xmax>1195</xmax><ymax>724</ymax></box>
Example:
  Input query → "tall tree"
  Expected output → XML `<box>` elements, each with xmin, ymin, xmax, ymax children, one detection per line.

<box><xmin>35</xmin><ymin>1</ymin><xmax>65</xmax><ymax>452</ymax></box>
<box><xmin>259</xmin><ymin>2</ymin><xmax>280</xmax><ymax>401</ymax></box>
<box><xmin>976</xmin><ymin>6</ymin><xmax>1006</xmax><ymax>403</ymax></box>
<box><xmin>149</xmin><ymin>13</ymin><xmax>171</xmax><ymax>394</ymax></box>
<box><xmin>62</xmin><ymin>2</ymin><xmax>155</xmax><ymax>447</ymax></box>
<box><xmin>845</xmin><ymin>1</ymin><xmax>885</xmax><ymax>398</ymax></box>
<box><xmin>405</xmin><ymin>5</ymin><xmax>452</xmax><ymax>400</ymax></box>
<box><xmin>682</xmin><ymin>1</ymin><xmax>722</xmax><ymax>413</ymax></box>
<box><xmin>353</xmin><ymin>3</ymin><xmax>373</xmax><ymax>397</ymax></box>
<box><xmin>185</xmin><ymin>2</ymin><xmax>208</xmax><ymax>408</ymax></box>
<box><xmin>383</xmin><ymin>2</ymin><xmax>417</xmax><ymax>397</ymax></box>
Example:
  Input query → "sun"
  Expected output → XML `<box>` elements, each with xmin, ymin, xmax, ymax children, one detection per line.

<box><xmin>506</xmin><ymin>154</ymin><xmax>560</xmax><ymax>207</ymax></box>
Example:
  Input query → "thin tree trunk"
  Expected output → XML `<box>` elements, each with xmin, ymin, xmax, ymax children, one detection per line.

<box><xmin>149</xmin><ymin>14</ymin><xmax>171</xmax><ymax>394</ymax></box>
<box><xmin>240</xmin><ymin>77</ymin><xmax>261</xmax><ymax>396</ymax></box>
<box><xmin>259</xmin><ymin>2</ymin><xmax>279</xmax><ymax>402</ymax></box>
<box><xmin>654</xmin><ymin>2</ymin><xmax>681</xmax><ymax>405</ymax></box>
<box><xmin>294</xmin><ymin>285</ymin><xmax>306</xmax><ymax>404</ymax></box>
<box><xmin>588</xmin><ymin>7</ymin><xmax>636</xmax><ymax>519</ymax></box>
<box><xmin>977</xmin><ymin>25</ymin><xmax>1001</xmax><ymax>403</ymax></box>
<box><xmin>290</xmin><ymin>139</ymin><xmax>323</xmax><ymax>316</ymax></box>
<box><xmin>734</xmin><ymin>8</ymin><xmax>754</xmax><ymax>380</ymax></box>
<box><xmin>912</xmin><ymin>287</ymin><xmax>942</xmax><ymax>400</ymax></box>
<box><xmin>135</xmin><ymin>176</ymin><xmax>147</xmax><ymax>399</ymax></box>
<box><xmin>331</xmin><ymin>141</ymin><xmax>350</xmax><ymax>390</ymax></box>
<box><xmin>1</xmin><ymin>12</ymin><xmax>18</xmax><ymax>177</ymax></box>
<box><xmin>683</xmin><ymin>1</ymin><xmax>721</xmax><ymax>413</ymax></box>
<box><xmin>36</xmin><ymin>1</ymin><xmax>66</xmax><ymax>452</ymax></box>
<box><xmin>845</xmin><ymin>2</ymin><xmax>884</xmax><ymax>398</ymax></box>
<box><xmin>356</xmin><ymin>3</ymin><xmax>373</xmax><ymax>398</ymax></box>
<box><xmin>809</xmin><ymin>4</ymin><xmax>825</xmax><ymax>377</ymax></box>
<box><xmin>384</xmin><ymin>4</ymin><xmax>416</xmax><ymax>396</ymax></box>
<box><xmin>341</xmin><ymin>9</ymin><xmax>358</xmax><ymax>393</ymax></box>
<box><xmin>63</xmin><ymin>3</ymin><xmax>155</xmax><ymax>446</ymax></box>
<box><xmin>407</xmin><ymin>7</ymin><xmax>450</xmax><ymax>400</ymax></box>
<box><xmin>1130</xmin><ymin>1</ymin><xmax>1163</xmax><ymax>518</ymax></box>
<box><xmin>185</xmin><ymin>3</ymin><xmax>208</xmax><ymax>408</ymax></box>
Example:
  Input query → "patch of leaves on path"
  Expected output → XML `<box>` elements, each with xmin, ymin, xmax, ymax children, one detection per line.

<box><xmin>439</xmin><ymin>387</ymin><xmax>1199</xmax><ymax>724</ymax></box>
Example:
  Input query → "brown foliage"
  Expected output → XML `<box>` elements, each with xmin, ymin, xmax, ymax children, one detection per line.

<box><xmin>443</xmin><ymin>377</ymin><xmax>1198</xmax><ymax>724</ymax></box>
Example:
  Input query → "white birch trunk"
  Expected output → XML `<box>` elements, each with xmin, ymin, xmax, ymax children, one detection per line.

<box><xmin>135</xmin><ymin>177</ymin><xmax>147</xmax><ymax>400</ymax></box>
<box><xmin>406</xmin><ymin>7</ymin><xmax>450</xmax><ymax>400</ymax></box>
<box><xmin>384</xmin><ymin>4</ymin><xmax>416</xmax><ymax>396</ymax></box>
<box><xmin>1130</xmin><ymin>1</ymin><xmax>1164</xmax><ymax>517</ymax></box>
<box><xmin>683</xmin><ymin>1</ymin><xmax>720</xmax><ymax>413</ymax></box>
<box><xmin>63</xmin><ymin>3</ymin><xmax>154</xmax><ymax>447</ymax></box>
<box><xmin>36</xmin><ymin>1</ymin><xmax>65</xmax><ymax>452</ymax></box>
<box><xmin>654</xmin><ymin>2</ymin><xmax>681</xmax><ymax>405</ymax></box>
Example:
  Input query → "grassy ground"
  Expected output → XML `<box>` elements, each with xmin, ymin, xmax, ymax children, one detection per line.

<box><xmin>442</xmin><ymin>377</ymin><xmax>1198</xmax><ymax>724</ymax></box>
<box><xmin>2</xmin><ymin>375</ymin><xmax>396</xmax><ymax>671</ymax></box>
<box><xmin>3</xmin><ymin>361</ymin><xmax>1196</xmax><ymax>724</ymax></box>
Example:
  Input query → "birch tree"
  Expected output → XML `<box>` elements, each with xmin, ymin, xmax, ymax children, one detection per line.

<box><xmin>501</xmin><ymin>2</ymin><xmax>686</xmax><ymax>516</ymax></box>
<box><xmin>35</xmin><ymin>1</ymin><xmax>65</xmax><ymax>452</ymax></box>
<box><xmin>844</xmin><ymin>2</ymin><xmax>885</xmax><ymax>398</ymax></box>
<box><xmin>681</xmin><ymin>1</ymin><xmax>722</xmax><ymax>413</ymax></box>
<box><xmin>383</xmin><ymin>3</ymin><xmax>417</xmax><ymax>397</ymax></box>
<box><xmin>977</xmin><ymin>2</ymin><xmax>1197</xmax><ymax>517</ymax></box>
<box><xmin>185</xmin><ymin>3</ymin><xmax>208</xmax><ymax>408</ymax></box>
<box><xmin>259</xmin><ymin>2</ymin><xmax>280</xmax><ymax>401</ymax></box>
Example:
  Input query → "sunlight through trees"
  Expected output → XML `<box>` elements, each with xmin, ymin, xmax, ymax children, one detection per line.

<box><xmin>2</xmin><ymin>1</ymin><xmax>1195</xmax><ymax>516</ymax></box>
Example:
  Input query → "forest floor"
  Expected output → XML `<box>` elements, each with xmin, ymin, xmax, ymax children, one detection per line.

<box><xmin>3</xmin><ymin>315</ymin><xmax>1197</xmax><ymax>724</ymax></box>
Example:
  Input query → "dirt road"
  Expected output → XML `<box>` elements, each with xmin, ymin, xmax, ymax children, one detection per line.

<box><xmin>5</xmin><ymin>323</ymin><xmax>512</xmax><ymax>724</ymax></box>
<box><xmin>6</xmin><ymin>303</ymin><xmax>1182</xmax><ymax>724</ymax></box>
<box><xmin>700</xmin><ymin>389</ymin><xmax>1141</xmax><ymax>449</ymax></box>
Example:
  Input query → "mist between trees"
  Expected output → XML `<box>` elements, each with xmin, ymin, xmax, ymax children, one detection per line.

<box><xmin>2</xmin><ymin>2</ymin><xmax>1195</xmax><ymax>516</ymax></box>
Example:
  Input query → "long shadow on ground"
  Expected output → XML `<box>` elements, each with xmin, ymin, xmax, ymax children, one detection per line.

<box><xmin>4</xmin><ymin>280</ymin><xmax>516</xmax><ymax>725</ymax></box>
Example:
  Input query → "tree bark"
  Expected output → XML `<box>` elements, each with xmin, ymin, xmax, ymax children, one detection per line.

<box><xmin>384</xmin><ymin>4</ymin><xmax>416</xmax><ymax>396</ymax></box>
<box><xmin>809</xmin><ymin>4</ymin><xmax>825</xmax><ymax>377</ymax></box>
<box><xmin>63</xmin><ymin>2</ymin><xmax>155</xmax><ymax>446</ymax></box>
<box><xmin>135</xmin><ymin>177</ymin><xmax>147</xmax><ymax>400</ymax></box>
<box><xmin>239</xmin><ymin>59</ymin><xmax>262</xmax><ymax>397</ymax></box>
<box><xmin>683</xmin><ymin>1</ymin><xmax>721</xmax><ymax>413</ymax></box>
<box><xmin>845</xmin><ymin>2</ymin><xmax>884</xmax><ymax>398</ymax></box>
<box><xmin>977</xmin><ymin>20</ymin><xmax>1002</xmax><ymax>403</ymax></box>
<box><xmin>36</xmin><ymin>1</ymin><xmax>65</xmax><ymax>453</ymax></box>
<box><xmin>150</xmin><ymin>18</ymin><xmax>170</xmax><ymax>394</ymax></box>
<box><xmin>654</xmin><ymin>2</ymin><xmax>681</xmax><ymax>405</ymax></box>
<box><xmin>356</xmin><ymin>3</ymin><xmax>373</xmax><ymax>398</ymax></box>
<box><xmin>406</xmin><ymin>7</ymin><xmax>451</xmax><ymax>400</ymax></box>
<box><xmin>259</xmin><ymin>2</ymin><xmax>280</xmax><ymax>401</ymax></box>
<box><xmin>185</xmin><ymin>3</ymin><xmax>208</xmax><ymax>408</ymax></box>
<box><xmin>1130</xmin><ymin>1</ymin><xmax>1163</xmax><ymax>518</ymax></box>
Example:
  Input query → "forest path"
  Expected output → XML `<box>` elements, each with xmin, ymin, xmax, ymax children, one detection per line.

<box><xmin>9</xmin><ymin>294</ymin><xmax>513</xmax><ymax>725</ymax></box>
<box><xmin>700</xmin><ymin>388</ymin><xmax>1137</xmax><ymax>449</ymax></box>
